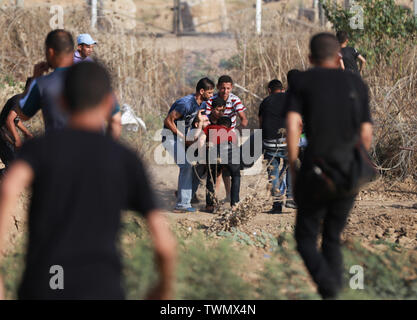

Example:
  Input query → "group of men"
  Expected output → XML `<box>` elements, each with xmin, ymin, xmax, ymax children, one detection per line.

<box><xmin>163</xmin><ymin>31</ymin><xmax>371</xmax><ymax>300</ymax></box>
<box><xmin>0</xmin><ymin>27</ymin><xmax>371</xmax><ymax>300</ymax></box>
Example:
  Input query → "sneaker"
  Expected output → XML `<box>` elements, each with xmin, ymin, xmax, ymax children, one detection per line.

<box><xmin>173</xmin><ymin>207</ymin><xmax>197</xmax><ymax>213</ymax></box>
<box><xmin>205</xmin><ymin>205</ymin><xmax>215</xmax><ymax>213</ymax></box>
<box><xmin>285</xmin><ymin>199</ymin><xmax>297</xmax><ymax>209</ymax></box>
<box><xmin>268</xmin><ymin>203</ymin><xmax>283</xmax><ymax>214</ymax></box>
<box><xmin>191</xmin><ymin>194</ymin><xmax>200</xmax><ymax>204</ymax></box>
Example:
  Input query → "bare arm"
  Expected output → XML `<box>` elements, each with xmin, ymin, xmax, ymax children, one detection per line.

<box><xmin>5</xmin><ymin>111</ymin><xmax>22</xmax><ymax>148</ymax></box>
<box><xmin>163</xmin><ymin>110</ymin><xmax>185</xmax><ymax>140</ymax></box>
<box><xmin>340</xmin><ymin>58</ymin><xmax>345</xmax><ymax>70</ymax></box>
<box><xmin>17</xmin><ymin>120</ymin><xmax>33</xmax><ymax>139</ymax></box>
<box><xmin>286</xmin><ymin>111</ymin><xmax>303</xmax><ymax>178</ymax></box>
<box><xmin>108</xmin><ymin>112</ymin><xmax>122</xmax><ymax>140</ymax></box>
<box><xmin>360</xmin><ymin>122</ymin><xmax>373</xmax><ymax>151</ymax></box>
<box><xmin>358</xmin><ymin>55</ymin><xmax>366</xmax><ymax>72</ymax></box>
<box><xmin>0</xmin><ymin>161</ymin><xmax>34</xmax><ymax>299</ymax></box>
<box><xmin>145</xmin><ymin>210</ymin><xmax>177</xmax><ymax>300</ymax></box>
<box><xmin>237</xmin><ymin>111</ymin><xmax>248</xmax><ymax>128</ymax></box>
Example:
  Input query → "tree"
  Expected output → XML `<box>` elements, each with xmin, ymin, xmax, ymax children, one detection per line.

<box><xmin>319</xmin><ymin>0</ymin><xmax>417</xmax><ymax>65</ymax></box>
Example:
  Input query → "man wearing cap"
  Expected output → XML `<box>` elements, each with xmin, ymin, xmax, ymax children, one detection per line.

<box><xmin>74</xmin><ymin>34</ymin><xmax>96</xmax><ymax>64</ymax></box>
<box><xmin>17</xmin><ymin>29</ymin><xmax>122</xmax><ymax>139</ymax></box>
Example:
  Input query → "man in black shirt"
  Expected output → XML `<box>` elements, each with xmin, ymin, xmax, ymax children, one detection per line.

<box><xmin>337</xmin><ymin>30</ymin><xmax>366</xmax><ymax>75</ymax></box>
<box><xmin>286</xmin><ymin>33</ymin><xmax>373</xmax><ymax>299</ymax></box>
<box><xmin>259</xmin><ymin>79</ymin><xmax>293</xmax><ymax>213</ymax></box>
<box><xmin>0</xmin><ymin>62</ymin><xmax>176</xmax><ymax>300</ymax></box>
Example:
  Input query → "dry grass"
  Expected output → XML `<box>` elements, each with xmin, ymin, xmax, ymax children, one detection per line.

<box><xmin>0</xmin><ymin>3</ymin><xmax>415</xmax><ymax>178</ymax></box>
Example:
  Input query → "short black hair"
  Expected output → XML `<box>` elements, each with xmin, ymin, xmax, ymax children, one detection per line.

<box><xmin>310</xmin><ymin>32</ymin><xmax>341</xmax><ymax>63</ymax></box>
<box><xmin>217</xmin><ymin>116</ymin><xmax>232</xmax><ymax>128</ymax></box>
<box><xmin>211</xmin><ymin>96</ymin><xmax>226</xmax><ymax>109</ymax></box>
<box><xmin>45</xmin><ymin>29</ymin><xmax>74</xmax><ymax>55</ymax></box>
<box><xmin>196</xmin><ymin>77</ymin><xmax>215</xmax><ymax>92</ymax></box>
<box><xmin>217</xmin><ymin>75</ymin><xmax>233</xmax><ymax>85</ymax></box>
<box><xmin>63</xmin><ymin>62</ymin><xmax>112</xmax><ymax>113</ymax></box>
<box><xmin>336</xmin><ymin>30</ymin><xmax>349</xmax><ymax>44</ymax></box>
<box><xmin>267</xmin><ymin>79</ymin><xmax>283</xmax><ymax>92</ymax></box>
<box><xmin>287</xmin><ymin>69</ymin><xmax>300</xmax><ymax>85</ymax></box>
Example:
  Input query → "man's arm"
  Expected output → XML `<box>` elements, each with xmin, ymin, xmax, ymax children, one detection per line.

<box><xmin>5</xmin><ymin>111</ymin><xmax>22</xmax><ymax>148</ymax></box>
<box><xmin>16</xmin><ymin>120</ymin><xmax>33</xmax><ymax>140</ymax></box>
<box><xmin>145</xmin><ymin>210</ymin><xmax>177</xmax><ymax>300</ymax></box>
<box><xmin>286</xmin><ymin>111</ymin><xmax>303</xmax><ymax>179</ymax></box>
<box><xmin>237</xmin><ymin>111</ymin><xmax>248</xmax><ymax>128</ymax></box>
<box><xmin>108</xmin><ymin>111</ymin><xmax>122</xmax><ymax>140</ymax></box>
<box><xmin>358</xmin><ymin>55</ymin><xmax>366</xmax><ymax>73</ymax></box>
<box><xmin>163</xmin><ymin>110</ymin><xmax>185</xmax><ymax>140</ymax></box>
<box><xmin>0</xmin><ymin>161</ymin><xmax>34</xmax><ymax>299</ymax></box>
<box><xmin>360</xmin><ymin>122</ymin><xmax>373</xmax><ymax>151</ymax></box>
<box><xmin>16</xmin><ymin>79</ymin><xmax>42</xmax><ymax>122</ymax></box>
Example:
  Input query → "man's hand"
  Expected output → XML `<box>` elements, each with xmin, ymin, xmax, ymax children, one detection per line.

<box><xmin>286</xmin><ymin>111</ymin><xmax>303</xmax><ymax>184</ymax></box>
<box><xmin>33</xmin><ymin>62</ymin><xmax>49</xmax><ymax>78</ymax></box>
<box><xmin>0</xmin><ymin>275</ymin><xmax>5</xmax><ymax>300</ymax></box>
<box><xmin>145</xmin><ymin>210</ymin><xmax>176</xmax><ymax>300</ymax></box>
<box><xmin>14</xmin><ymin>137</ymin><xmax>23</xmax><ymax>149</ymax></box>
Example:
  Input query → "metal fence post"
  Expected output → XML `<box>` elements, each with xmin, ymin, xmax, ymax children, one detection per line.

<box><xmin>256</xmin><ymin>0</ymin><xmax>262</xmax><ymax>35</ymax></box>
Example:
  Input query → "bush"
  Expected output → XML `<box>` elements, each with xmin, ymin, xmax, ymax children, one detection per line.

<box><xmin>320</xmin><ymin>0</ymin><xmax>417</xmax><ymax>65</ymax></box>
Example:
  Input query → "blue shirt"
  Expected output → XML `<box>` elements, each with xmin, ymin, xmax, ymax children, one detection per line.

<box><xmin>20</xmin><ymin>67</ymin><xmax>120</xmax><ymax>132</ymax></box>
<box><xmin>165</xmin><ymin>94</ymin><xmax>203</xmax><ymax>134</ymax></box>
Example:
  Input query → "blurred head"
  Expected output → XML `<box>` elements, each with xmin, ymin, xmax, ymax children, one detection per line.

<box><xmin>217</xmin><ymin>116</ymin><xmax>232</xmax><ymax>128</ymax></box>
<box><xmin>63</xmin><ymin>62</ymin><xmax>113</xmax><ymax>117</ymax></box>
<box><xmin>309</xmin><ymin>33</ymin><xmax>341</xmax><ymax>68</ymax></box>
<box><xmin>217</xmin><ymin>75</ymin><xmax>233</xmax><ymax>100</ymax></box>
<box><xmin>267</xmin><ymin>79</ymin><xmax>284</xmax><ymax>94</ymax></box>
<box><xmin>336</xmin><ymin>30</ymin><xmax>349</xmax><ymax>45</ymax></box>
<box><xmin>45</xmin><ymin>29</ymin><xmax>75</xmax><ymax>68</ymax></box>
<box><xmin>286</xmin><ymin>69</ymin><xmax>300</xmax><ymax>88</ymax></box>
<box><xmin>196</xmin><ymin>77</ymin><xmax>215</xmax><ymax>101</ymax></box>
<box><xmin>210</xmin><ymin>96</ymin><xmax>226</xmax><ymax>120</ymax></box>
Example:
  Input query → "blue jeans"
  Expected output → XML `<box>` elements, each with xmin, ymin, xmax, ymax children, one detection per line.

<box><xmin>264</xmin><ymin>149</ymin><xmax>292</xmax><ymax>201</ymax></box>
<box><xmin>163</xmin><ymin>138</ymin><xmax>198</xmax><ymax>209</ymax></box>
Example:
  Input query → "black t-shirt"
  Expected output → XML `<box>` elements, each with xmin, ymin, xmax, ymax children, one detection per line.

<box><xmin>16</xmin><ymin>128</ymin><xmax>158</xmax><ymax>299</ymax></box>
<box><xmin>341</xmin><ymin>46</ymin><xmax>360</xmax><ymax>74</ymax></box>
<box><xmin>258</xmin><ymin>92</ymin><xmax>287</xmax><ymax>140</ymax></box>
<box><xmin>285</xmin><ymin>67</ymin><xmax>371</xmax><ymax>173</ymax></box>
<box><xmin>0</xmin><ymin>94</ymin><xmax>22</xmax><ymax>127</ymax></box>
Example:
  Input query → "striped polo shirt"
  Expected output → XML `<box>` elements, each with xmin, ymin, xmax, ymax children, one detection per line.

<box><xmin>205</xmin><ymin>93</ymin><xmax>246</xmax><ymax>129</ymax></box>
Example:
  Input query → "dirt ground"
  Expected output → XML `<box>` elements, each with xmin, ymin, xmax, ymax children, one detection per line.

<box><xmin>149</xmin><ymin>162</ymin><xmax>417</xmax><ymax>250</ymax></box>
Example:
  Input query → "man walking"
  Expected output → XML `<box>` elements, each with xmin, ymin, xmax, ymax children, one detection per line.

<box><xmin>259</xmin><ymin>79</ymin><xmax>294</xmax><ymax>213</ymax></box>
<box><xmin>337</xmin><ymin>31</ymin><xmax>366</xmax><ymax>75</ymax></box>
<box><xmin>286</xmin><ymin>33</ymin><xmax>373</xmax><ymax>299</ymax></box>
<box><xmin>0</xmin><ymin>62</ymin><xmax>176</xmax><ymax>299</ymax></box>
<box><xmin>163</xmin><ymin>78</ymin><xmax>214</xmax><ymax>213</ymax></box>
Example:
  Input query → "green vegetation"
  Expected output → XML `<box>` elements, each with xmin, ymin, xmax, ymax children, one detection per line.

<box><xmin>2</xmin><ymin>214</ymin><xmax>416</xmax><ymax>300</ymax></box>
<box><xmin>320</xmin><ymin>0</ymin><xmax>417</xmax><ymax>65</ymax></box>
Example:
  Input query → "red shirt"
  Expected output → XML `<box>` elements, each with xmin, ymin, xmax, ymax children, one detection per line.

<box><xmin>203</xmin><ymin>125</ymin><xmax>237</xmax><ymax>145</ymax></box>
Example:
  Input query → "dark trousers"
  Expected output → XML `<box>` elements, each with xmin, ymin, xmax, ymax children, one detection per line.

<box><xmin>294</xmin><ymin>194</ymin><xmax>355</xmax><ymax>299</ymax></box>
<box><xmin>206</xmin><ymin>163</ymin><xmax>240</xmax><ymax>207</ymax></box>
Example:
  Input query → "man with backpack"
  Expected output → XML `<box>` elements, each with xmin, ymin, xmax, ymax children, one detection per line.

<box><xmin>286</xmin><ymin>33</ymin><xmax>373</xmax><ymax>299</ymax></box>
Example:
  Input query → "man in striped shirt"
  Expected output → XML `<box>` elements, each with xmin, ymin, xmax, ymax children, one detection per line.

<box><xmin>204</xmin><ymin>75</ymin><xmax>248</xmax><ymax>202</ymax></box>
<box><xmin>205</xmin><ymin>75</ymin><xmax>248</xmax><ymax>129</ymax></box>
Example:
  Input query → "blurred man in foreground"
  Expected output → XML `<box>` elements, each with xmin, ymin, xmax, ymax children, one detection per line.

<box><xmin>0</xmin><ymin>62</ymin><xmax>176</xmax><ymax>299</ymax></box>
